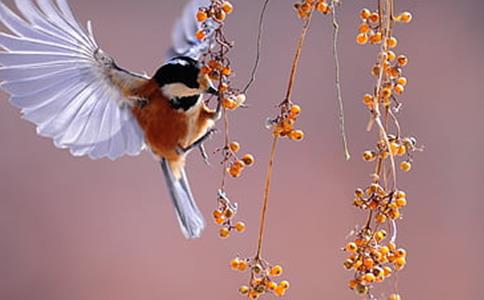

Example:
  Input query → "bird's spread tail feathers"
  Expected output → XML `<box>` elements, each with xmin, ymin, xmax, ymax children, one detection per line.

<box><xmin>160</xmin><ymin>159</ymin><xmax>205</xmax><ymax>239</ymax></box>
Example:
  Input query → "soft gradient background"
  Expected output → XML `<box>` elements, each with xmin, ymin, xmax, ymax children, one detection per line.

<box><xmin>1</xmin><ymin>0</ymin><xmax>483</xmax><ymax>299</ymax></box>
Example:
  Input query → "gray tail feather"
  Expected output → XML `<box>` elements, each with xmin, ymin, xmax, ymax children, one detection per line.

<box><xmin>160</xmin><ymin>159</ymin><xmax>205</xmax><ymax>239</ymax></box>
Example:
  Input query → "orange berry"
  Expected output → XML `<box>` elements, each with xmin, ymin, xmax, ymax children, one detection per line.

<box><xmin>383</xmin><ymin>266</ymin><xmax>393</xmax><ymax>277</ymax></box>
<box><xmin>400</xmin><ymin>161</ymin><xmax>412</xmax><ymax>172</ymax></box>
<box><xmin>227</xmin><ymin>166</ymin><xmax>241</xmax><ymax>178</ymax></box>
<box><xmin>370</xmin><ymin>32</ymin><xmax>383</xmax><ymax>44</ymax></box>
<box><xmin>394</xmin><ymin>84</ymin><xmax>405</xmax><ymax>95</ymax></box>
<box><xmin>387</xmin><ymin>36</ymin><xmax>398</xmax><ymax>48</ymax></box>
<box><xmin>388</xmin><ymin>242</ymin><xmax>397</xmax><ymax>251</ymax></box>
<box><xmin>266</xmin><ymin>281</ymin><xmax>278</xmax><ymax>290</ymax></box>
<box><xmin>363</xmin><ymin>258</ymin><xmax>374</xmax><ymax>268</ymax></box>
<box><xmin>348</xmin><ymin>279</ymin><xmax>359</xmax><ymax>290</ymax></box>
<box><xmin>316</xmin><ymin>2</ymin><xmax>330</xmax><ymax>14</ymax></box>
<box><xmin>238</xmin><ymin>260</ymin><xmax>249</xmax><ymax>271</ymax></box>
<box><xmin>219</xmin><ymin>227</ymin><xmax>230</xmax><ymax>238</ymax></box>
<box><xmin>362</xmin><ymin>273</ymin><xmax>376</xmax><ymax>283</ymax></box>
<box><xmin>397</xmin><ymin>77</ymin><xmax>408</xmax><ymax>86</ymax></box>
<box><xmin>288</xmin><ymin>129</ymin><xmax>304</xmax><ymax>141</ymax></box>
<box><xmin>289</xmin><ymin>104</ymin><xmax>302</xmax><ymax>118</ymax></box>
<box><xmin>395</xmin><ymin>248</ymin><xmax>407</xmax><ymax>258</ymax></box>
<box><xmin>241</xmin><ymin>154</ymin><xmax>255</xmax><ymax>166</ymax></box>
<box><xmin>222</xmin><ymin>1</ymin><xmax>234</xmax><ymax>14</ymax></box>
<box><xmin>222</xmin><ymin>66</ymin><xmax>232</xmax><ymax>76</ymax></box>
<box><xmin>274</xmin><ymin>286</ymin><xmax>286</xmax><ymax>297</ymax></box>
<box><xmin>229</xmin><ymin>141</ymin><xmax>240</xmax><ymax>152</ymax></box>
<box><xmin>397</xmin><ymin>11</ymin><xmax>412</xmax><ymax>23</ymax></box>
<box><xmin>279</xmin><ymin>280</ymin><xmax>290</xmax><ymax>289</ymax></box>
<box><xmin>195</xmin><ymin>30</ymin><xmax>206</xmax><ymax>40</ymax></box>
<box><xmin>360</xmin><ymin>8</ymin><xmax>371</xmax><ymax>20</ymax></box>
<box><xmin>230</xmin><ymin>258</ymin><xmax>240</xmax><ymax>270</ymax></box>
<box><xmin>369</xmin><ymin>12</ymin><xmax>379</xmax><ymax>23</ymax></box>
<box><xmin>196</xmin><ymin>10</ymin><xmax>208</xmax><ymax>22</ymax></box>
<box><xmin>356</xmin><ymin>33</ymin><xmax>369</xmax><ymax>45</ymax></box>
<box><xmin>388</xmin><ymin>294</ymin><xmax>402</xmax><ymax>300</ymax></box>
<box><xmin>376</xmin><ymin>213</ymin><xmax>387</xmax><ymax>224</ymax></box>
<box><xmin>215</xmin><ymin>217</ymin><xmax>225</xmax><ymax>225</ymax></box>
<box><xmin>394</xmin><ymin>257</ymin><xmax>407</xmax><ymax>270</ymax></box>
<box><xmin>248</xmin><ymin>290</ymin><xmax>260</xmax><ymax>299</ymax></box>
<box><xmin>395</xmin><ymin>190</ymin><xmax>407</xmax><ymax>199</ymax></box>
<box><xmin>270</xmin><ymin>265</ymin><xmax>283</xmax><ymax>277</ymax></box>
<box><xmin>214</xmin><ymin>10</ymin><xmax>226</xmax><ymax>21</ymax></box>
<box><xmin>363</xmin><ymin>93</ymin><xmax>374</xmax><ymax>106</ymax></box>
<box><xmin>213</xmin><ymin>210</ymin><xmax>223</xmax><ymax>219</ymax></box>
<box><xmin>359</xmin><ymin>23</ymin><xmax>370</xmax><ymax>34</ymax></box>
<box><xmin>222</xmin><ymin>97</ymin><xmax>238</xmax><ymax>110</ymax></box>
<box><xmin>346</xmin><ymin>242</ymin><xmax>358</xmax><ymax>253</ymax></box>
<box><xmin>234</xmin><ymin>221</ymin><xmax>246</xmax><ymax>233</ymax></box>
<box><xmin>397</xmin><ymin>55</ymin><xmax>409</xmax><ymax>66</ymax></box>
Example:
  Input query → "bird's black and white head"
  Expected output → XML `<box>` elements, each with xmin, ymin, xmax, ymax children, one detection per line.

<box><xmin>154</xmin><ymin>56</ymin><xmax>216</xmax><ymax>110</ymax></box>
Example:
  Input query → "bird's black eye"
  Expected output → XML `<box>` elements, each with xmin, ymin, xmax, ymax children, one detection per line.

<box><xmin>153</xmin><ymin>57</ymin><xmax>200</xmax><ymax>89</ymax></box>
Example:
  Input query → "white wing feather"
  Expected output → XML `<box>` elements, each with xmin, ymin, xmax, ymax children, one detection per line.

<box><xmin>0</xmin><ymin>0</ymin><xmax>147</xmax><ymax>160</ymax></box>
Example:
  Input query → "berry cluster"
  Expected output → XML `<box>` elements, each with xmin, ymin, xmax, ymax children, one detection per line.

<box><xmin>213</xmin><ymin>190</ymin><xmax>246</xmax><ymax>238</ymax></box>
<box><xmin>231</xmin><ymin>257</ymin><xmax>290</xmax><ymax>299</ymax></box>
<box><xmin>268</xmin><ymin>103</ymin><xmax>304</xmax><ymax>142</ymax></box>
<box><xmin>225</xmin><ymin>141</ymin><xmax>255</xmax><ymax>178</ymax></box>
<box><xmin>196</xmin><ymin>1</ymin><xmax>252</xmax><ymax>239</ymax></box>
<box><xmin>345</xmin><ymin>1</ymin><xmax>418</xmax><ymax>299</ymax></box>
<box><xmin>294</xmin><ymin>0</ymin><xmax>332</xmax><ymax>19</ymax></box>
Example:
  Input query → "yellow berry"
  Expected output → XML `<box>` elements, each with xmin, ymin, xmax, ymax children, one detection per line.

<box><xmin>219</xmin><ymin>227</ymin><xmax>230</xmax><ymax>238</ymax></box>
<box><xmin>229</xmin><ymin>141</ymin><xmax>240</xmax><ymax>152</ymax></box>
<box><xmin>400</xmin><ymin>161</ymin><xmax>412</xmax><ymax>172</ymax></box>
<box><xmin>288</xmin><ymin>129</ymin><xmax>304</xmax><ymax>141</ymax></box>
<box><xmin>396</xmin><ymin>198</ymin><xmax>407</xmax><ymax>207</ymax></box>
<box><xmin>376</xmin><ymin>213</ymin><xmax>387</xmax><ymax>224</ymax></box>
<box><xmin>234</xmin><ymin>221</ymin><xmax>246</xmax><ymax>233</ymax></box>
<box><xmin>222</xmin><ymin>1</ymin><xmax>234</xmax><ymax>14</ymax></box>
<box><xmin>356</xmin><ymin>33</ymin><xmax>369</xmax><ymax>45</ymax></box>
<box><xmin>363</xmin><ymin>150</ymin><xmax>376</xmax><ymax>162</ymax></box>
<box><xmin>383</xmin><ymin>266</ymin><xmax>393</xmax><ymax>277</ymax></box>
<box><xmin>394</xmin><ymin>84</ymin><xmax>405</xmax><ymax>95</ymax></box>
<box><xmin>387</xmin><ymin>50</ymin><xmax>396</xmax><ymax>61</ymax></box>
<box><xmin>270</xmin><ymin>265</ymin><xmax>283</xmax><ymax>277</ymax></box>
<box><xmin>241</xmin><ymin>154</ymin><xmax>255</xmax><ymax>166</ymax></box>
<box><xmin>239</xmin><ymin>285</ymin><xmax>250</xmax><ymax>295</ymax></box>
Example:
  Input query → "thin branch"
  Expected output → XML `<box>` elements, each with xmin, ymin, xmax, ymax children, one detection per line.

<box><xmin>242</xmin><ymin>0</ymin><xmax>271</xmax><ymax>94</ymax></box>
<box><xmin>330</xmin><ymin>0</ymin><xmax>351</xmax><ymax>161</ymax></box>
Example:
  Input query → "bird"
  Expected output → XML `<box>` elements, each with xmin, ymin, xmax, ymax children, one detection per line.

<box><xmin>0</xmin><ymin>0</ymin><xmax>222</xmax><ymax>239</ymax></box>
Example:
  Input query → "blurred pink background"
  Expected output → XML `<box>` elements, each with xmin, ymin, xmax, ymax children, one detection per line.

<box><xmin>1</xmin><ymin>0</ymin><xmax>483</xmax><ymax>299</ymax></box>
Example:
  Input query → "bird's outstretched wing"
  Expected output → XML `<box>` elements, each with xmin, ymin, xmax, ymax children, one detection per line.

<box><xmin>166</xmin><ymin>0</ymin><xmax>218</xmax><ymax>61</ymax></box>
<box><xmin>0</xmin><ymin>0</ymin><xmax>148</xmax><ymax>160</ymax></box>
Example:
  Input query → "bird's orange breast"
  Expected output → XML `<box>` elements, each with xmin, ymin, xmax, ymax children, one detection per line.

<box><xmin>132</xmin><ymin>80</ymin><xmax>189</xmax><ymax>161</ymax></box>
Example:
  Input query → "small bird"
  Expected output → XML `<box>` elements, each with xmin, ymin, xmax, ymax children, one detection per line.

<box><xmin>0</xmin><ymin>0</ymin><xmax>221</xmax><ymax>239</ymax></box>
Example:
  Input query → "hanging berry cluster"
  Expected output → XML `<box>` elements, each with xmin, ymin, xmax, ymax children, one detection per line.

<box><xmin>233</xmin><ymin>257</ymin><xmax>290</xmax><ymax>299</ymax></box>
<box><xmin>196</xmin><ymin>0</ymin><xmax>252</xmax><ymax>238</ymax></box>
<box><xmin>294</xmin><ymin>0</ymin><xmax>332</xmax><ymax>18</ymax></box>
<box><xmin>344</xmin><ymin>1</ymin><xmax>419</xmax><ymax>299</ymax></box>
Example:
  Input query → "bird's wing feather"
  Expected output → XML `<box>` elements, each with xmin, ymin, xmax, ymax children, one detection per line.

<box><xmin>0</xmin><ymin>0</ymin><xmax>148</xmax><ymax>160</ymax></box>
<box><xmin>166</xmin><ymin>0</ymin><xmax>218</xmax><ymax>61</ymax></box>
